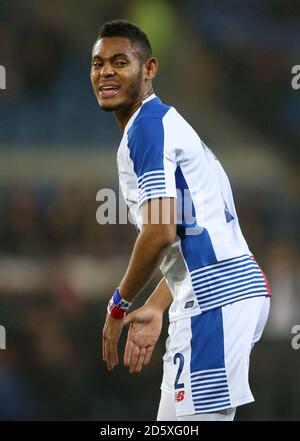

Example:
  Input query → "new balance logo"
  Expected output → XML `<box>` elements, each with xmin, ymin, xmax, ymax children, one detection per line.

<box><xmin>184</xmin><ymin>300</ymin><xmax>194</xmax><ymax>309</ymax></box>
<box><xmin>175</xmin><ymin>390</ymin><xmax>185</xmax><ymax>402</ymax></box>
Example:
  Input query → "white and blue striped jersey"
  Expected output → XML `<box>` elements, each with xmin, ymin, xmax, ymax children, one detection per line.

<box><xmin>117</xmin><ymin>94</ymin><xmax>270</xmax><ymax>322</ymax></box>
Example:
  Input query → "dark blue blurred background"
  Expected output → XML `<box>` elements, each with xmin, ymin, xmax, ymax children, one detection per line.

<box><xmin>0</xmin><ymin>0</ymin><xmax>299</xmax><ymax>421</ymax></box>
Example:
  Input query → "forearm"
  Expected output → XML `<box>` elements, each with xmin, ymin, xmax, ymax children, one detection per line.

<box><xmin>145</xmin><ymin>277</ymin><xmax>173</xmax><ymax>312</ymax></box>
<box><xmin>118</xmin><ymin>227</ymin><xmax>172</xmax><ymax>302</ymax></box>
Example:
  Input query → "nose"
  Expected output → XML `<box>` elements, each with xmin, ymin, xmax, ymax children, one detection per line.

<box><xmin>100</xmin><ymin>62</ymin><xmax>115</xmax><ymax>78</ymax></box>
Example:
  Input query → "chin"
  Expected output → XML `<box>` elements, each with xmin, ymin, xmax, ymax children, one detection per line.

<box><xmin>99</xmin><ymin>99</ymin><xmax>124</xmax><ymax>112</ymax></box>
<box><xmin>98</xmin><ymin>93</ymin><xmax>134</xmax><ymax>113</ymax></box>
<box><xmin>100</xmin><ymin>104</ymin><xmax>118</xmax><ymax>112</ymax></box>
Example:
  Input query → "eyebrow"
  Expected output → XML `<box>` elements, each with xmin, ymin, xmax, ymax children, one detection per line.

<box><xmin>91</xmin><ymin>53</ymin><xmax>129</xmax><ymax>61</ymax></box>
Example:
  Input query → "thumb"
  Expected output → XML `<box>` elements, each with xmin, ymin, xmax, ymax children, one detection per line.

<box><xmin>123</xmin><ymin>311</ymin><xmax>136</xmax><ymax>326</ymax></box>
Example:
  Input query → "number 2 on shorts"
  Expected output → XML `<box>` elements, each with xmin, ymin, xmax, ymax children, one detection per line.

<box><xmin>173</xmin><ymin>352</ymin><xmax>185</xmax><ymax>389</ymax></box>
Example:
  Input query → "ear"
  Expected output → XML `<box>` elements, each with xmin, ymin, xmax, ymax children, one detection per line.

<box><xmin>144</xmin><ymin>57</ymin><xmax>158</xmax><ymax>80</ymax></box>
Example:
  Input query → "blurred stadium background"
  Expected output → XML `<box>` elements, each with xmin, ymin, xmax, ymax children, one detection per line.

<box><xmin>0</xmin><ymin>0</ymin><xmax>300</xmax><ymax>421</ymax></box>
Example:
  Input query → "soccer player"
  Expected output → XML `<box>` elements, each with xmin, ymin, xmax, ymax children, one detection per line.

<box><xmin>90</xmin><ymin>20</ymin><xmax>271</xmax><ymax>421</ymax></box>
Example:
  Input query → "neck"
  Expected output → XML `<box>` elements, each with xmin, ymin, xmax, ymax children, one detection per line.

<box><xmin>114</xmin><ymin>89</ymin><xmax>154</xmax><ymax>131</ymax></box>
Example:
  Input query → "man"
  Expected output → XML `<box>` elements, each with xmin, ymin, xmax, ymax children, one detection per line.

<box><xmin>91</xmin><ymin>20</ymin><xmax>271</xmax><ymax>421</ymax></box>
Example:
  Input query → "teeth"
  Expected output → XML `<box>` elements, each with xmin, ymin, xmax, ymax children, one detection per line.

<box><xmin>101</xmin><ymin>86</ymin><xmax>118</xmax><ymax>90</ymax></box>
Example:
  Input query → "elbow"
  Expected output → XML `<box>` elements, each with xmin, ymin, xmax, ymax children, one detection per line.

<box><xmin>143</xmin><ymin>224</ymin><xmax>177</xmax><ymax>250</ymax></box>
<box><xmin>160</xmin><ymin>229</ymin><xmax>176</xmax><ymax>249</ymax></box>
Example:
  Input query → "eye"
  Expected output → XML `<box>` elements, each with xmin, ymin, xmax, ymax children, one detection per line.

<box><xmin>92</xmin><ymin>61</ymin><xmax>103</xmax><ymax>68</ymax></box>
<box><xmin>114</xmin><ymin>60</ymin><xmax>127</xmax><ymax>67</ymax></box>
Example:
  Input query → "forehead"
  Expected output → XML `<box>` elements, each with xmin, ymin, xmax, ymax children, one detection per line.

<box><xmin>92</xmin><ymin>37</ymin><xmax>139</xmax><ymax>59</ymax></box>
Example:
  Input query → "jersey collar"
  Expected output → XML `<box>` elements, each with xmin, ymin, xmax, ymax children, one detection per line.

<box><xmin>124</xmin><ymin>93</ymin><xmax>157</xmax><ymax>133</ymax></box>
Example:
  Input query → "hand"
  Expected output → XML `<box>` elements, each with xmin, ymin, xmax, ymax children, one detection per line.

<box><xmin>102</xmin><ymin>314</ymin><xmax>124</xmax><ymax>371</ymax></box>
<box><xmin>123</xmin><ymin>305</ymin><xmax>163</xmax><ymax>374</ymax></box>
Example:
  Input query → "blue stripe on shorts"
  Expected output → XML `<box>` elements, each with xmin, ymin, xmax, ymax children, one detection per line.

<box><xmin>190</xmin><ymin>308</ymin><xmax>231</xmax><ymax>413</ymax></box>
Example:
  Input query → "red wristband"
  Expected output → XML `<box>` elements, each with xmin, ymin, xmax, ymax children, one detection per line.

<box><xmin>107</xmin><ymin>288</ymin><xmax>132</xmax><ymax>319</ymax></box>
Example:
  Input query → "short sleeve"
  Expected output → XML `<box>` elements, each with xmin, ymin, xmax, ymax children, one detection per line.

<box><xmin>127</xmin><ymin>117</ymin><xmax>177</xmax><ymax>208</ymax></box>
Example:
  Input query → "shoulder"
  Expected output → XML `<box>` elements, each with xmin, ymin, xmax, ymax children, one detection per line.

<box><xmin>137</xmin><ymin>96</ymin><xmax>172</xmax><ymax>121</ymax></box>
<box><xmin>127</xmin><ymin>98</ymin><xmax>173</xmax><ymax>147</ymax></box>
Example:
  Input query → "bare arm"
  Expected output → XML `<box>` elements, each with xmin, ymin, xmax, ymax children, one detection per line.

<box><xmin>118</xmin><ymin>198</ymin><xmax>176</xmax><ymax>302</ymax></box>
<box><xmin>145</xmin><ymin>277</ymin><xmax>173</xmax><ymax>312</ymax></box>
<box><xmin>102</xmin><ymin>198</ymin><xmax>176</xmax><ymax>371</ymax></box>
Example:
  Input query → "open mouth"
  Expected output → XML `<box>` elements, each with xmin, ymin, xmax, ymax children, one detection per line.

<box><xmin>99</xmin><ymin>85</ymin><xmax>120</xmax><ymax>99</ymax></box>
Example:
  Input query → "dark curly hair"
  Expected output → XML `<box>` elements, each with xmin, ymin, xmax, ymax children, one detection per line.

<box><xmin>98</xmin><ymin>20</ymin><xmax>152</xmax><ymax>62</ymax></box>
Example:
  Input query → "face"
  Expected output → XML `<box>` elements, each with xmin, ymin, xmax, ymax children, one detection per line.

<box><xmin>91</xmin><ymin>37</ymin><xmax>150</xmax><ymax>112</ymax></box>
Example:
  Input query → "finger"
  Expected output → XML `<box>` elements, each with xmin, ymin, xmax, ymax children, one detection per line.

<box><xmin>144</xmin><ymin>345</ymin><xmax>155</xmax><ymax>365</ymax></box>
<box><xmin>109</xmin><ymin>338</ymin><xmax>119</xmax><ymax>368</ymax></box>
<box><xmin>103</xmin><ymin>328</ymin><xmax>114</xmax><ymax>371</ymax></box>
<box><xmin>105</xmin><ymin>339</ymin><xmax>113</xmax><ymax>371</ymax></box>
<box><xmin>102</xmin><ymin>335</ymin><xmax>105</xmax><ymax>362</ymax></box>
<box><xmin>133</xmin><ymin>346</ymin><xmax>147</xmax><ymax>373</ymax></box>
<box><xmin>124</xmin><ymin>337</ymin><xmax>134</xmax><ymax>367</ymax></box>
<box><xmin>102</xmin><ymin>328</ymin><xmax>107</xmax><ymax>362</ymax></box>
<box><xmin>102</xmin><ymin>319</ymin><xmax>109</xmax><ymax>362</ymax></box>
<box><xmin>129</xmin><ymin>343</ymin><xmax>140</xmax><ymax>374</ymax></box>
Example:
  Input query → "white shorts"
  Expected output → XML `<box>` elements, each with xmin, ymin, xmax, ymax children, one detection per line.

<box><xmin>160</xmin><ymin>296</ymin><xmax>270</xmax><ymax>417</ymax></box>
